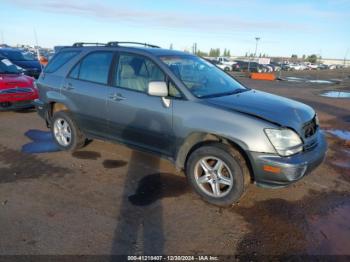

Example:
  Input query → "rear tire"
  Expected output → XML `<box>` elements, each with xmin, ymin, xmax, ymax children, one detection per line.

<box><xmin>51</xmin><ymin>110</ymin><xmax>86</xmax><ymax>152</ymax></box>
<box><xmin>186</xmin><ymin>143</ymin><xmax>249</xmax><ymax>206</ymax></box>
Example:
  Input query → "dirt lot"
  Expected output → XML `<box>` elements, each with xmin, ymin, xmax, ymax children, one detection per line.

<box><xmin>0</xmin><ymin>69</ymin><xmax>349</xmax><ymax>257</ymax></box>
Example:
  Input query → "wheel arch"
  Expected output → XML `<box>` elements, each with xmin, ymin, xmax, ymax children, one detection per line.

<box><xmin>44</xmin><ymin>101</ymin><xmax>70</xmax><ymax>127</ymax></box>
<box><xmin>175</xmin><ymin>132</ymin><xmax>254</xmax><ymax>182</ymax></box>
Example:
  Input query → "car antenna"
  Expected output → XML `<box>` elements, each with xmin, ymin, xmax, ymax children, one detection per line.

<box><xmin>33</xmin><ymin>28</ymin><xmax>43</xmax><ymax>71</ymax></box>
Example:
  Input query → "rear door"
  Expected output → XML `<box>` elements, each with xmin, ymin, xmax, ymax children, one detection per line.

<box><xmin>61</xmin><ymin>51</ymin><xmax>114</xmax><ymax>137</ymax></box>
<box><xmin>106</xmin><ymin>52</ymin><xmax>174</xmax><ymax>156</ymax></box>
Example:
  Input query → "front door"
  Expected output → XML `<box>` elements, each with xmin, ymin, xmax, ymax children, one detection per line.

<box><xmin>106</xmin><ymin>53</ymin><xmax>174</xmax><ymax>156</ymax></box>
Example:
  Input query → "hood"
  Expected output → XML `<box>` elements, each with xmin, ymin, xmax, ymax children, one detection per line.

<box><xmin>205</xmin><ymin>89</ymin><xmax>315</xmax><ymax>131</ymax></box>
<box><xmin>0</xmin><ymin>74</ymin><xmax>34</xmax><ymax>89</ymax></box>
<box><xmin>12</xmin><ymin>60</ymin><xmax>42</xmax><ymax>71</ymax></box>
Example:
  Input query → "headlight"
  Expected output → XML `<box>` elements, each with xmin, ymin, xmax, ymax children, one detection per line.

<box><xmin>265</xmin><ymin>128</ymin><xmax>303</xmax><ymax>156</ymax></box>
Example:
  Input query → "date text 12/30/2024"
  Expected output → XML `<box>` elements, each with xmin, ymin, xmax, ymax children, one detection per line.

<box><xmin>127</xmin><ymin>255</ymin><xmax>219</xmax><ymax>261</ymax></box>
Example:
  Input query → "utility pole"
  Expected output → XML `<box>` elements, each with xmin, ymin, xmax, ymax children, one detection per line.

<box><xmin>192</xmin><ymin>43</ymin><xmax>197</xmax><ymax>54</ymax></box>
<box><xmin>248</xmin><ymin>37</ymin><xmax>261</xmax><ymax>73</ymax></box>
<box><xmin>254</xmin><ymin>37</ymin><xmax>261</xmax><ymax>58</ymax></box>
<box><xmin>33</xmin><ymin>28</ymin><xmax>43</xmax><ymax>70</ymax></box>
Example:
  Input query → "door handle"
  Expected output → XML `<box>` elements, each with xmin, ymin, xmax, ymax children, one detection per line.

<box><xmin>109</xmin><ymin>93</ymin><xmax>125</xmax><ymax>101</ymax></box>
<box><xmin>63</xmin><ymin>83</ymin><xmax>74</xmax><ymax>90</ymax></box>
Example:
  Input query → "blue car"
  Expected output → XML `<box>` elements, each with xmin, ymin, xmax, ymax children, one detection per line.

<box><xmin>0</xmin><ymin>48</ymin><xmax>42</xmax><ymax>78</ymax></box>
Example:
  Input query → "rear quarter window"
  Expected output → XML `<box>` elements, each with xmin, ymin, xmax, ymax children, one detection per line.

<box><xmin>44</xmin><ymin>50</ymin><xmax>80</xmax><ymax>73</ymax></box>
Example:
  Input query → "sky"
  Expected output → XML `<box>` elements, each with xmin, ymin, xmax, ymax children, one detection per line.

<box><xmin>1</xmin><ymin>0</ymin><xmax>349</xmax><ymax>59</ymax></box>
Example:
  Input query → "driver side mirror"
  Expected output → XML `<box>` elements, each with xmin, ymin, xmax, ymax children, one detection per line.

<box><xmin>148</xmin><ymin>81</ymin><xmax>168</xmax><ymax>97</ymax></box>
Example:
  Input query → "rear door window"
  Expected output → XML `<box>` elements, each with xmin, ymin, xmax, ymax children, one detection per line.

<box><xmin>44</xmin><ymin>50</ymin><xmax>80</xmax><ymax>73</ymax></box>
<box><xmin>69</xmin><ymin>52</ymin><xmax>114</xmax><ymax>85</ymax></box>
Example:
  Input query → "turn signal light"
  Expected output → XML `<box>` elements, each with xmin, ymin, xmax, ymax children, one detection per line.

<box><xmin>263</xmin><ymin>165</ymin><xmax>281</xmax><ymax>174</ymax></box>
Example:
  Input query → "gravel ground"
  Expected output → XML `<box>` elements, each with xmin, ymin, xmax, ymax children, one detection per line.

<box><xmin>0</xmin><ymin>69</ymin><xmax>349</xmax><ymax>257</ymax></box>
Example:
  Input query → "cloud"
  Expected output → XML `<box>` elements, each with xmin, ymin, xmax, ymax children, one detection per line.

<box><xmin>6</xmin><ymin>0</ymin><xmax>310</xmax><ymax>32</ymax></box>
<box><xmin>188</xmin><ymin>0</ymin><xmax>349</xmax><ymax>20</ymax></box>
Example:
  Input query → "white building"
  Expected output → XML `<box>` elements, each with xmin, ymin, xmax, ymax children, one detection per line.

<box><xmin>320</xmin><ymin>58</ymin><xmax>350</xmax><ymax>67</ymax></box>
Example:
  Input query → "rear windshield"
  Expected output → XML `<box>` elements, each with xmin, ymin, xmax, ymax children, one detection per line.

<box><xmin>44</xmin><ymin>50</ymin><xmax>80</xmax><ymax>73</ymax></box>
<box><xmin>0</xmin><ymin>50</ymin><xmax>35</xmax><ymax>61</ymax></box>
<box><xmin>0</xmin><ymin>58</ymin><xmax>22</xmax><ymax>74</ymax></box>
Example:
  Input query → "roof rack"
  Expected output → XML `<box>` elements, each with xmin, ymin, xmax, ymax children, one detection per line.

<box><xmin>106</xmin><ymin>42</ymin><xmax>160</xmax><ymax>48</ymax></box>
<box><xmin>72</xmin><ymin>42</ymin><xmax>107</xmax><ymax>47</ymax></box>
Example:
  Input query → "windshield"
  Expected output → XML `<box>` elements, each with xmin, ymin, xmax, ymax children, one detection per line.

<box><xmin>0</xmin><ymin>58</ymin><xmax>22</xmax><ymax>74</ymax></box>
<box><xmin>160</xmin><ymin>55</ymin><xmax>247</xmax><ymax>98</ymax></box>
<box><xmin>0</xmin><ymin>50</ymin><xmax>36</xmax><ymax>61</ymax></box>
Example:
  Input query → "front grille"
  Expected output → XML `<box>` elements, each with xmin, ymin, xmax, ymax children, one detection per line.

<box><xmin>0</xmin><ymin>87</ymin><xmax>33</xmax><ymax>94</ymax></box>
<box><xmin>303</xmin><ymin>116</ymin><xmax>318</xmax><ymax>138</ymax></box>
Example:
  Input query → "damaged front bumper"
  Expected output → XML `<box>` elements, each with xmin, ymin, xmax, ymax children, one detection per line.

<box><xmin>249</xmin><ymin>130</ymin><xmax>327</xmax><ymax>188</ymax></box>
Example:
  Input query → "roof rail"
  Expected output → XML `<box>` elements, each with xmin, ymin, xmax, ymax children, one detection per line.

<box><xmin>106</xmin><ymin>42</ymin><xmax>160</xmax><ymax>48</ymax></box>
<box><xmin>72</xmin><ymin>42</ymin><xmax>107</xmax><ymax>47</ymax></box>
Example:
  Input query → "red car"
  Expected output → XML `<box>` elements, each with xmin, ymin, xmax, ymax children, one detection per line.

<box><xmin>0</xmin><ymin>55</ymin><xmax>38</xmax><ymax>110</ymax></box>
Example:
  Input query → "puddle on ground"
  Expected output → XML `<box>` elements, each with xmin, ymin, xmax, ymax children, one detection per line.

<box><xmin>342</xmin><ymin>149</ymin><xmax>350</xmax><ymax>155</ymax></box>
<box><xmin>326</xmin><ymin>129</ymin><xmax>350</xmax><ymax>141</ymax></box>
<box><xmin>21</xmin><ymin>130</ymin><xmax>60</xmax><ymax>154</ymax></box>
<box><xmin>103</xmin><ymin>159</ymin><xmax>127</xmax><ymax>169</ymax></box>
<box><xmin>282</xmin><ymin>77</ymin><xmax>338</xmax><ymax>85</ymax></box>
<box><xmin>308</xmin><ymin>204</ymin><xmax>350</xmax><ymax>255</ymax></box>
<box><xmin>332</xmin><ymin>160</ymin><xmax>350</xmax><ymax>169</ymax></box>
<box><xmin>307</xmin><ymin>80</ymin><xmax>334</xmax><ymax>84</ymax></box>
<box><xmin>283</xmin><ymin>77</ymin><xmax>306</xmax><ymax>82</ymax></box>
<box><xmin>128</xmin><ymin>173</ymin><xmax>189</xmax><ymax>206</ymax></box>
<box><xmin>72</xmin><ymin>151</ymin><xmax>101</xmax><ymax>160</ymax></box>
<box><xmin>342</xmin><ymin>116</ymin><xmax>350</xmax><ymax>123</ymax></box>
<box><xmin>320</xmin><ymin>91</ymin><xmax>350</xmax><ymax>98</ymax></box>
<box><xmin>1</xmin><ymin>144</ymin><xmax>70</xmax><ymax>183</ymax></box>
<box><xmin>233</xmin><ymin>190</ymin><xmax>350</xmax><ymax>255</ymax></box>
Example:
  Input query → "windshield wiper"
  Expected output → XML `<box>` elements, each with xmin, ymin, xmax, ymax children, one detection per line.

<box><xmin>200</xmin><ymin>88</ymin><xmax>249</xmax><ymax>99</ymax></box>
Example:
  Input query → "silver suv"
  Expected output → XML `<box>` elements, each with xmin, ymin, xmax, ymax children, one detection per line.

<box><xmin>35</xmin><ymin>42</ymin><xmax>327</xmax><ymax>206</ymax></box>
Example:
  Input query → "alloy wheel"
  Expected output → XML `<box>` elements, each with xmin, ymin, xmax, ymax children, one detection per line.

<box><xmin>53</xmin><ymin>118</ymin><xmax>72</xmax><ymax>146</ymax></box>
<box><xmin>194</xmin><ymin>156</ymin><xmax>234</xmax><ymax>198</ymax></box>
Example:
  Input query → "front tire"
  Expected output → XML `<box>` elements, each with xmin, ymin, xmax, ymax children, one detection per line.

<box><xmin>51</xmin><ymin>110</ymin><xmax>86</xmax><ymax>151</ymax></box>
<box><xmin>186</xmin><ymin>143</ymin><xmax>248</xmax><ymax>206</ymax></box>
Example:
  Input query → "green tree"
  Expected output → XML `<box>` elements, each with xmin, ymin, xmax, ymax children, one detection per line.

<box><xmin>169</xmin><ymin>43</ymin><xmax>173</xmax><ymax>50</ymax></box>
<box><xmin>306</xmin><ymin>54</ymin><xmax>318</xmax><ymax>63</ymax></box>
<box><xmin>195</xmin><ymin>50</ymin><xmax>208</xmax><ymax>57</ymax></box>
<box><xmin>209</xmin><ymin>48</ymin><xmax>220</xmax><ymax>57</ymax></box>
<box><xmin>209</xmin><ymin>48</ymin><xmax>215</xmax><ymax>57</ymax></box>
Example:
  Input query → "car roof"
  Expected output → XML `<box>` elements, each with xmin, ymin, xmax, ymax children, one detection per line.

<box><xmin>60</xmin><ymin>45</ymin><xmax>193</xmax><ymax>57</ymax></box>
<box><xmin>0</xmin><ymin>48</ymin><xmax>21</xmax><ymax>53</ymax></box>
